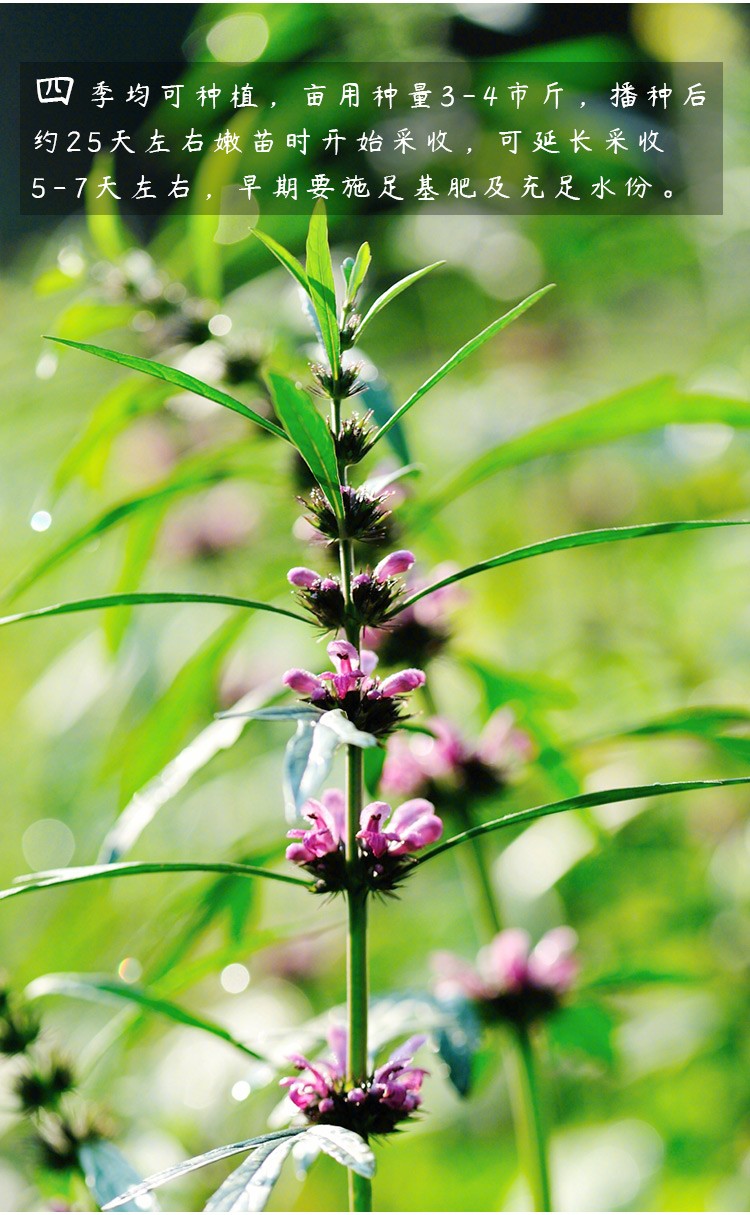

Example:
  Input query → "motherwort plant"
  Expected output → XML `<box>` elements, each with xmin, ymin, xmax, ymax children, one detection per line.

<box><xmin>1</xmin><ymin>204</ymin><xmax>749</xmax><ymax>1212</ymax></box>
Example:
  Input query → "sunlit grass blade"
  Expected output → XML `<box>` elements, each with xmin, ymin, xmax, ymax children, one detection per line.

<box><xmin>305</xmin><ymin>201</ymin><xmax>340</xmax><ymax>373</ymax></box>
<box><xmin>0</xmin><ymin>592</ymin><xmax>311</xmax><ymax>629</ymax></box>
<box><xmin>4</xmin><ymin>466</ymin><xmax>229</xmax><ymax>603</ymax></box>
<box><xmin>99</xmin><ymin>680</ymin><xmax>282</xmax><ymax>863</ymax></box>
<box><xmin>78</xmin><ymin>1141</ymin><xmax>160</xmax><ymax>1214</ymax></box>
<box><xmin>367</xmin><ymin>285</ymin><xmax>554</xmax><ymax>451</ymax></box>
<box><xmin>355</xmin><ymin>260</ymin><xmax>445</xmax><ymax>340</ymax></box>
<box><xmin>204</xmin><ymin>1138</ymin><xmax>297</xmax><ymax>1212</ymax></box>
<box><xmin>253</xmin><ymin>229</ymin><xmax>310</xmax><ymax>295</ymax></box>
<box><xmin>102</xmin><ymin>1131</ymin><xmax>303</xmax><ymax>1210</ymax></box>
<box><xmin>0</xmin><ymin>861</ymin><xmax>314</xmax><ymax>902</ymax></box>
<box><xmin>391</xmin><ymin>519</ymin><xmax>750</xmax><ymax>615</ymax></box>
<box><xmin>417</xmin><ymin>777</ymin><xmax>750</xmax><ymax>865</ymax></box>
<box><xmin>26</xmin><ymin>972</ymin><xmax>267</xmax><ymax>1060</ymax></box>
<box><xmin>420</xmin><ymin>376</ymin><xmax>750</xmax><ymax>520</ymax></box>
<box><xmin>267</xmin><ymin>372</ymin><xmax>344</xmax><ymax>520</ymax></box>
<box><xmin>45</xmin><ymin>338</ymin><xmax>289</xmax><ymax>441</ymax></box>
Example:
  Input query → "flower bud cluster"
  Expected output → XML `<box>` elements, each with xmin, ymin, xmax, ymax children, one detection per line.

<box><xmin>288</xmin><ymin>550</ymin><xmax>415</xmax><ymax>630</ymax></box>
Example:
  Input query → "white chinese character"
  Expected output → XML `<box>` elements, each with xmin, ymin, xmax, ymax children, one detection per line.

<box><xmin>215</xmin><ymin>130</ymin><xmax>241</xmax><ymax>154</ymax></box>
<box><xmin>96</xmin><ymin>175</ymin><xmax>120</xmax><ymax>198</ymax></box>
<box><xmin>287</xmin><ymin>130</ymin><xmax>309</xmax><ymax>155</ymax></box>
<box><xmin>532</xmin><ymin>130</ymin><xmax>559</xmax><ymax>153</ymax></box>
<box><xmin>36</xmin><ymin>77</ymin><xmax>73</xmax><ymax>105</ymax></box>
<box><xmin>169</xmin><ymin>175</ymin><xmax>190</xmax><ymax>199</ymax></box>
<box><xmin>343</xmin><ymin>175</ymin><xmax>370</xmax><ymax>199</ymax></box>
<box><xmin>126</xmin><ymin>83</ymin><xmax>149</xmax><ymax>107</ymax></box>
<box><xmin>110</xmin><ymin>130</ymin><xmax>135</xmax><ymax>155</ymax></box>
<box><xmin>544</xmin><ymin>82</ymin><xmax>563</xmax><ymax>108</ymax></box>
<box><xmin>254</xmin><ymin>130</ymin><xmax>273</xmax><ymax>153</ymax></box>
<box><xmin>162</xmin><ymin>85</ymin><xmax>183</xmax><ymax>108</ymax></box>
<box><xmin>428</xmin><ymin>130</ymin><xmax>452</xmax><ymax>153</ymax></box>
<box><xmin>373</xmin><ymin>83</ymin><xmax>398</xmax><ymax>109</ymax></box>
<box><xmin>639</xmin><ymin>130</ymin><xmax>664</xmax><ymax>153</ymax></box>
<box><xmin>591</xmin><ymin>176</ymin><xmax>616</xmax><ymax>199</ymax></box>
<box><xmin>232</xmin><ymin>85</ymin><xmax>258</xmax><ymax>108</ymax></box>
<box><xmin>394</xmin><ymin>128</ymin><xmax>416</xmax><ymax>155</ymax></box>
<box><xmin>485</xmin><ymin>176</ymin><xmax>510</xmax><ymax>199</ymax></box>
<box><xmin>415</xmin><ymin>174</ymin><xmax>439</xmax><ymax>201</ymax></box>
<box><xmin>610</xmin><ymin>82</ymin><xmax>637</xmax><ymax>108</ymax></box>
<box><xmin>275</xmin><ymin>176</ymin><xmax>298</xmax><ymax>199</ymax></box>
<box><xmin>556</xmin><ymin>175</ymin><xmax>580</xmax><ymax>200</ymax></box>
<box><xmin>183</xmin><ymin>129</ymin><xmax>204</xmax><ymax>153</ymax></box>
<box><xmin>570</xmin><ymin>129</ymin><xmax>592</xmax><ymax>153</ymax></box>
<box><xmin>341</xmin><ymin>83</ymin><xmax>359</xmax><ymax>107</ymax></box>
<box><xmin>499</xmin><ymin>130</ymin><xmax>521</xmax><ymax>154</ymax></box>
<box><xmin>410</xmin><ymin>83</ymin><xmax>431</xmax><ymax>108</ymax></box>
<box><xmin>305</xmin><ymin>83</ymin><xmax>326</xmax><ymax>107</ymax></box>
<box><xmin>146</xmin><ymin>129</ymin><xmax>170</xmax><ymax>154</ymax></box>
<box><xmin>626</xmin><ymin>176</ymin><xmax>652</xmax><ymax>198</ymax></box>
<box><xmin>197</xmin><ymin>84</ymin><xmax>221</xmax><ymax>108</ymax></box>
<box><xmin>132</xmin><ymin>175</ymin><xmax>156</xmax><ymax>199</ymax></box>
<box><xmin>449</xmin><ymin>178</ymin><xmax>476</xmax><ymax>199</ymax></box>
<box><xmin>606</xmin><ymin>128</ymin><xmax>628</xmax><ymax>154</ymax></box>
<box><xmin>357</xmin><ymin>131</ymin><xmax>383</xmax><ymax>153</ymax></box>
<box><xmin>324</xmin><ymin>130</ymin><xmax>345</xmax><ymax>155</ymax></box>
<box><xmin>648</xmin><ymin>84</ymin><xmax>672</xmax><ymax>109</ymax></box>
<box><xmin>379</xmin><ymin>175</ymin><xmax>403</xmax><ymax>201</ymax></box>
<box><xmin>92</xmin><ymin>81</ymin><xmax>113</xmax><ymax>109</ymax></box>
<box><xmin>308</xmin><ymin>173</ymin><xmax>334</xmax><ymax>199</ymax></box>
<box><xmin>684</xmin><ymin>82</ymin><xmax>706</xmax><ymax>107</ymax></box>
<box><xmin>522</xmin><ymin>175</ymin><xmax>544</xmax><ymax>198</ymax></box>
<box><xmin>34</xmin><ymin>130</ymin><xmax>57</xmax><ymax>152</ymax></box>
<box><xmin>508</xmin><ymin>82</ymin><xmax>528</xmax><ymax>109</ymax></box>
<box><xmin>242</xmin><ymin>175</ymin><xmax>261</xmax><ymax>198</ymax></box>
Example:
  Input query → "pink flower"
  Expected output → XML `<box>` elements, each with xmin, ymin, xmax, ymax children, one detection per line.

<box><xmin>381</xmin><ymin>711</ymin><xmax>532</xmax><ymax>800</ymax></box>
<box><xmin>285</xmin><ymin>789</ymin><xmax>345</xmax><ymax>864</ymax></box>
<box><xmin>283</xmin><ymin>641</ymin><xmax>426</xmax><ymax>725</ymax></box>
<box><xmin>433</xmin><ymin>927</ymin><xmax>578</xmax><ymax>1015</ymax></box>
<box><xmin>373</xmin><ymin>550</ymin><xmax>416</xmax><ymax>582</ymax></box>
<box><xmin>280</xmin><ymin>1027</ymin><xmax>428</xmax><ymax>1131</ymax></box>
<box><xmin>357</xmin><ymin>798</ymin><xmax>443</xmax><ymax>857</ymax></box>
<box><xmin>287</xmin><ymin>790</ymin><xmax>443</xmax><ymax>870</ymax></box>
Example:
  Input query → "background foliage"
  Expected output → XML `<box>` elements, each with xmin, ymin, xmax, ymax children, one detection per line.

<box><xmin>2</xmin><ymin>3</ymin><xmax>750</xmax><ymax>1211</ymax></box>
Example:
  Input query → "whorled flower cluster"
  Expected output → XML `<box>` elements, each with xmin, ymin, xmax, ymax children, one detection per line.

<box><xmin>284</xmin><ymin>640</ymin><xmax>425</xmax><ymax>738</ymax></box>
<box><xmin>281</xmin><ymin>1027</ymin><xmax>428</xmax><ymax>1136</ymax></box>
<box><xmin>286</xmin><ymin>788</ymin><xmax>443</xmax><ymax>893</ymax></box>
<box><xmin>289</xmin><ymin>550</ymin><xmax>415</xmax><ymax>631</ymax></box>
<box><xmin>433</xmin><ymin>927</ymin><xmax>578</xmax><ymax>1027</ymax></box>
<box><xmin>382</xmin><ymin>711</ymin><xmax>533</xmax><ymax>804</ymax></box>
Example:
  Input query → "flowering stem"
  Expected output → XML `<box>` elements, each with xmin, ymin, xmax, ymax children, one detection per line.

<box><xmin>345</xmin><ymin>743</ymin><xmax>372</xmax><ymax>1212</ymax></box>
<box><xmin>509</xmin><ymin>1023</ymin><xmax>552</xmax><ymax>1212</ymax></box>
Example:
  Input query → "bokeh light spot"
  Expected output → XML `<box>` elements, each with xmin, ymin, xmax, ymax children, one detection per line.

<box><xmin>22</xmin><ymin>818</ymin><xmax>75</xmax><ymax>870</ymax></box>
<box><xmin>207</xmin><ymin>14</ymin><xmax>269</xmax><ymax>63</ymax></box>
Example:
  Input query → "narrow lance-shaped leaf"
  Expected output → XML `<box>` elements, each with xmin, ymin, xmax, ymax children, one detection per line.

<box><xmin>391</xmin><ymin>519</ymin><xmax>750</xmax><ymax>616</ymax></box>
<box><xmin>253</xmin><ymin>229</ymin><xmax>310</xmax><ymax>294</ymax></box>
<box><xmin>45</xmin><ymin>338</ymin><xmax>289</xmax><ymax>441</ymax></box>
<box><xmin>368</xmin><ymin>284</ymin><xmax>554</xmax><ymax>451</ymax></box>
<box><xmin>0</xmin><ymin>860</ymin><xmax>314</xmax><ymax>902</ymax></box>
<box><xmin>0</xmin><ymin>591</ymin><xmax>311</xmax><ymax>630</ymax></box>
<box><xmin>344</xmin><ymin>242</ymin><xmax>372</xmax><ymax>307</ymax></box>
<box><xmin>355</xmin><ymin>260</ymin><xmax>445</xmax><ymax>340</ymax></box>
<box><xmin>305</xmin><ymin>201</ymin><xmax>340</xmax><ymax>374</ymax></box>
<box><xmin>420</xmin><ymin>375</ymin><xmax>750</xmax><ymax>521</ymax></box>
<box><xmin>417</xmin><ymin>777</ymin><xmax>750</xmax><ymax>865</ymax></box>
<box><xmin>267</xmin><ymin>373</ymin><xmax>344</xmax><ymax>521</ymax></box>
<box><xmin>203</xmin><ymin>1138</ymin><xmax>297</xmax><ymax>1213</ymax></box>
<box><xmin>102</xmin><ymin>1131</ymin><xmax>303</xmax><ymax>1211</ymax></box>
<box><xmin>26</xmin><ymin>973</ymin><xmax>267</xmax><ymax>1060</ymax></box>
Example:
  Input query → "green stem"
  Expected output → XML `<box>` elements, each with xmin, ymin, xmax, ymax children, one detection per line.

<box><xmin>345</xmin><ymin>743</ymin><xmax>372</xmax><ymax>1212</ymax></box>
<box><xmin>509</xmin><ymin>1023</ymin><xmax>552</xmax><ymax>1212</ymax></box>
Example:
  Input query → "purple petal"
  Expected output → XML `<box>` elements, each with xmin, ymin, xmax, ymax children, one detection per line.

<box><xmin>327</xmin><ymin>639</ymin><xmax>359</xmax><ymax>672</ymax></box>
<box><xmin>379</xmin><ymin>668</ymin><xmax>426</xmax><ymax>697</ymax></box>
<box><xmin>479</xmin><ymin>929</ymin><xmax>532</xmax><ymax>993</ymax></box>
<box><xmin>283</xmin><ymin>668</ymin><xmax>325</xmax><ymax>695</ymax></box>
<box><xmin>287</xmin><ymin>567</ymin><xmax>320</xmax><ymax>589</ymax></box>
<box><xmin>374</xmin><ymin>550</ymin><xmax>416</xmax><ymax>582</ymax></box>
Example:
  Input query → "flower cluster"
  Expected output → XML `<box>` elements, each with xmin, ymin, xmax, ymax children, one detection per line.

<box><xmin>289</xmin><ymin>550</ymin><xmax>415</xmax><ymax>630</ymax></box>
<box><xmin>281</xmin><ymin>1026</ymin><xmax>428</xmax><ymax>1135</ymax></box>
<box><xmin>284</xmin><ymin>640</ymin><xmax>425</xmax><ymax>738</ymax></box>
<box><xmin>286</xmin><ymin>788</ymin><xmax>442</xmax><ymax>893</ymax></box>
<box><xmin>433</xmin><ymin>928</ymin><xmax>578</xmax><ymax>1027</ymax></box>
<box><xmin>365</xmin><ymin>562</ymin><xmax>465</xmax><ymax>668</ymax></box>
<box><xmin>301</xmin><ymin>484</ymin><xmax>394</xmax><ymax>546</ymax></box>
<box><xmin>382</xmin><ymin>710</ymin><xmax>533</xmax><ymax>804</ymax></box>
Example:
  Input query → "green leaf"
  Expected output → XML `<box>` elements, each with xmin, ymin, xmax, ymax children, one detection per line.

<box><xmin>0</xmin><ymin>592</ymin><xmax>310</xmax><ymax>630</ymax></box>
<box><xmin>45</xmin><ymin>338</ymin><xmax>289</xmax><ymax>441</ymax></box>
<box><xmin>344</xmin><ymin>242</ymin><xmax>371</xmax><ymax>307</ymax></box>
<box><xmin>204</xmin><ymin>1138</ymin><xmax>297</xmax><ymax>1213</ymax></box>
<box><xmin>283</xmin><ymin>717</ymin><xmax>343</xmax><ymax>818</ymax></box>
<box><xmin>368</xmin><ymin>285</ymin><xmax>554</xmax><ymax>451</ymax></box>
<box><xmin>548</xmin><ymin>1003</ymin><xmax>617</xmax><ymax>1066</ymax></box>
<box><xmin>0</xmin><ymin>860</ymin><xmax>313</xmax><ymax>902</ymax></box>
<box><xmin>620</xmin><ymin>705</ymin><xmax>750</xmax><ymax>739</ymax></box>
<box><xmin>85</xmin><ymin>154</ymin><xmax>131</xmax><ymax>261</ymax></box>
<box><xmin>419</xmin><ymin>777</ymin><xmax>750</xmax><ymax>864</ymax></box>
<box><xmin>318</xmin><ymin>708</ymin><xmax>377</xmax><ymax>749</ymax></box>
<box><xmin>26</xmin><ymin>973</ymin><xmax>266</xmax><ymax>1060</ymax></box>
<box><xmin>422</xmin><ymin>375</ymin><xmax>750</xmax><ymax>519</ymax></box>
<box><xmin>217</xmin><ymin>705</ymin><xmax>322</xmax><ymax>722</ymax></box>
<box><xmin>101</xmin><ymin>1131</ymin><xmax>303</xmax><ymax>1210</ymax></box>
<box><xmin>302</xmin><ymin>1126</ymin><xmax>375</xmax><ymax>1178</ymax></box>
<box><xmin>253</xmin><ymin>230</ymin><xmax>310</xmax><ymax>295</ymax></box>
<box><xmin>305</xmin><ymin>201</ymin><xmax>340</xmax><ymax>373</ymax></box>
<box><xmin>53</xmin><ymin>300</ymin><xmax>136</xmax><ymax>342</ymax></box>
<box><xmin>392</xmin><ymin>519</ymin><xmax>750</xmax><ymax>616</ymax></box>
<box><xmin>78</xmin><ymin>1141</ymin><xmax>160</xmax><ymax>1213</ymax></box>
<box><xmin>267</xmin><ymin>373</ymin><xmax>344</xmax><ymax>520</ymax></box>
<box><xmin>359</xmin><ymin>374</ymin><xmax>412</xmax><ymax>466</ymax></box>
<box><xmin>355</xmin><ymin>261</ymin><xmax>445</xmax><ymax>340</ymax></box>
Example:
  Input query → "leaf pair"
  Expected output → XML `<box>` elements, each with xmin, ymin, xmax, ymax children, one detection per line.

<box><xmin>103</xmin><ymin>1125</ymin><xmax>374</xmax><ymax>1213</ymax></box>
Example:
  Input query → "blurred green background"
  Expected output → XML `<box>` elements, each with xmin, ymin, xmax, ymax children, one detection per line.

<box><xmin>2</xmin><ymin>3</ymin><xmax>750</xmax><ymax>1211</ymax></box>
